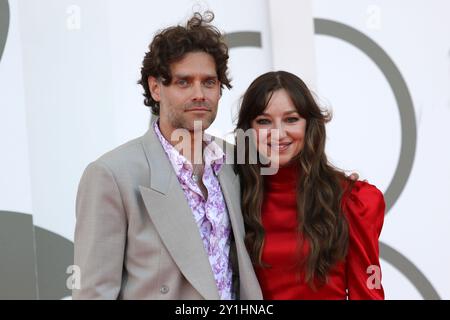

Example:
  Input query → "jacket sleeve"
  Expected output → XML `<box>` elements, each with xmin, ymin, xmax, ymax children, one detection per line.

<box><xmin>72</xmin><ymin>160</ymin><xmax>127</xmax><ymax>299</ymax></box>
<box><xmin>343</xmin><ymin>181</ymin><xmax>385</xmax><ymax>300</ymax></box>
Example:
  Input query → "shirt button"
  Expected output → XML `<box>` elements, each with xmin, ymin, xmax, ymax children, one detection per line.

<box><xmin>160</xmin><ymin>285</ymin><xmax>169</xmax><ymax>294</ymax></box>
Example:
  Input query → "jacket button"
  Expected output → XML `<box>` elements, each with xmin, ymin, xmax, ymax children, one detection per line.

<box><xmin>160</xmin><ymin>285</ymin><xmax>169</xmax><ymax>294</ymax></box>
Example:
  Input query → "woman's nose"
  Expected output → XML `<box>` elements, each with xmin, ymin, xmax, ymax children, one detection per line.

<box><xmin>272</xmin><ymin>121</ymin><xmax>287</xmax><ymax>139</ymax></box>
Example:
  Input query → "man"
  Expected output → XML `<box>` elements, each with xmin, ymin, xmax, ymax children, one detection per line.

<box><xmin>73</xmin><ymin>12</ymin><xmax>262</xmax><ymax>299</ymax></box>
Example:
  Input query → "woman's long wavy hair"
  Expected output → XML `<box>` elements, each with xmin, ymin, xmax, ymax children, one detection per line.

<box><xmin>235</xmin><ymin>71</ymin><xmax>353</xmax><ymax>287</ymax></box>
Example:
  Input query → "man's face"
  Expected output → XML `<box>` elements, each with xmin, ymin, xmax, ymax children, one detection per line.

<box><xmin>149</xmin><ymin>51</ymin><xmax>221</xmax><ymax>139</ymax></box>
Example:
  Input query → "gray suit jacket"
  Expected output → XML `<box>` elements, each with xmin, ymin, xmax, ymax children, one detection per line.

<box><xmin>73</xmin><ymin>122</ymin><xmax>262</xmax><ymax>300</ymax></box>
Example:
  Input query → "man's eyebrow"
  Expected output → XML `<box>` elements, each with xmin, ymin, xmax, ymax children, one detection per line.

<box><xmin>172</xmin><ymin>74</ymin><xmax>218</xmax><ymax>79</ymax></box>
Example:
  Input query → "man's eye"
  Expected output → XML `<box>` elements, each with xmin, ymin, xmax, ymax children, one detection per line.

<box><xmin>256</xmin><ymin>119</ymin><xmax>271</xmax><ymax>125</ymax></box>
<box><xmin>176</xmin><ymin>79</ymin><xmax>189</xmax><ymax>87</ymax></box>
<box><xmin>204</xmin><ymin>79</ymin><xmax>217</xmax><ymax>87</ymax></box>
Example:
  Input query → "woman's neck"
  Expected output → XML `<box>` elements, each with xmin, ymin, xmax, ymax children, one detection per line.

<box><xmin>264</xmin><ymin>162</ymin><xmax>300</xmax><ymax>190</ymax></box>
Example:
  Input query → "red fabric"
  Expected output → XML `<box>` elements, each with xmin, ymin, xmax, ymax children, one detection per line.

<box><xmin>255</xmin><ymin>165</ymin><xmax>385</xmax><ymax>300</ymax></box>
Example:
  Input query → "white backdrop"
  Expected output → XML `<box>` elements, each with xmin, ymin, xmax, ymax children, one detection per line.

<box><xmin>313</xmin><ymin>0</ymin><xmax>450</xmax><ymax>299</ymax></box>
<box><xmin>0</xmin><ymin>0</ymin><xmax>448</xmax><ymax>299</ymax></box>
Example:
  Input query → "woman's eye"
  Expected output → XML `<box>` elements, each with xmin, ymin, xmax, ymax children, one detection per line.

<box><xmin>286</xmin><ymin>117</ymin><xmax>299</xmax><ymax>123</ymax></box>
<box><xmin>256</xmin><ymin>118</ymin><xmax>271</xmax><ymax>125</ymax></box>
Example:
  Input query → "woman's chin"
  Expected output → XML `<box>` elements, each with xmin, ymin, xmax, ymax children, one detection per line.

<box><xmin>257</xmin><ymin>151</ymin><xmax>297</xmax><ymax>168</ymax></box>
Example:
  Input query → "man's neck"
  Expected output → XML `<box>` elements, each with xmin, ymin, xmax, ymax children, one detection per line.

<box><xmin>158</xmin><ymin>122</ymin><xmax>204</xmax><ymax>166</ymax></box>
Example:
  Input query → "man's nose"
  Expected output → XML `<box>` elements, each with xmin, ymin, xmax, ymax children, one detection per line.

<box><xmin>192</xmin><ymin>82</ymin><xmax>206</xmax><ymax>101</ymax></box>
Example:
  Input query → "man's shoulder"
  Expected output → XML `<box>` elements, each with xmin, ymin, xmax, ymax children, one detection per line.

<box><xmin>91</xmin><ymin>135</ymin><xmax>147</xmax><ymax>175</ymax></box>
<box><xmin>79</xmin><ymin>131</ymin><xmax>156</xmax><ymax>191</ymax></box>
<box><xmin>99</xmin><ymin>136</ymin><xmax>142</xmax><ymax>161</ymax></box>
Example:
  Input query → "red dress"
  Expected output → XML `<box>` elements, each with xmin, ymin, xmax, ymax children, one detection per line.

<box><xmin>255</xmin><ymin>165</ymin><xmax>385</xmax><ymax>300</ymax></box>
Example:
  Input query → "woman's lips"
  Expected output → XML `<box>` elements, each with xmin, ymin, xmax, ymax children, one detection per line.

<box><xmin>268</xmin><ymin>142</ymin><xmax>292</xmax><ymax>151</ymax></box>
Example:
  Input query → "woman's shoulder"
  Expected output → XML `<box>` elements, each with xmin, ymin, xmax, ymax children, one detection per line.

<box><xmin>346</xmin><ymin>180</ymin><xmax>384</xmax><ymax>205</ymax></box>
<box><xmin>342</xmin><ymin>180</ymin><xmax>385</xmax><ymax>233</ymax></box>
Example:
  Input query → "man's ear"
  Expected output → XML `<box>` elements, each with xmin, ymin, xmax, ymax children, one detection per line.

<box><xmin>148</xmin><ymin>76</ymin><xmax>161</xmax><ymax>102</ymax></box>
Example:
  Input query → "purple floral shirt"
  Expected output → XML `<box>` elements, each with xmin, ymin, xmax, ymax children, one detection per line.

<box><xmin>153</xmin><ymin>121</ymin><xmax>233</xmax><ymax>300</ymax></box>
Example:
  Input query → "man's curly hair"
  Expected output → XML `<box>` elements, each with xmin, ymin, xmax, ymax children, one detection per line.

<box><xmin>138</xmin><ymin>11</ymin><xmax>232</xmax><ymax>115</ymax></box>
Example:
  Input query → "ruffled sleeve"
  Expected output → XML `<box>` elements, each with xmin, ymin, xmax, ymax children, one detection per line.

<box><xmin>342</xmin><ymin>181</ymin><xmax>385</xmax><ymax>300</ymax></box>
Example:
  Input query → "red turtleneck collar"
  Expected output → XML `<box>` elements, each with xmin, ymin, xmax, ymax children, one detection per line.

<box><xmin>264</xmin><ymin>162</ymin><xmax>300</xmax><ymax>190</ymax></box>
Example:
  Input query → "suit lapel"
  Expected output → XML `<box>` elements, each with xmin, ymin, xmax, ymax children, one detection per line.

<box><xmin>218</xmin><ymin>164</ymin><xmax>263</xmax><ymax>300</ymax></box>
<box><xmin>217</xmin><ymin>165</ymin><xmax>244</xmax><ymax>239</ymax></box>
<box><xmin>139</xmin><ymin>123</ymin><xmax>219</xmax><ymax>300</ymax></box>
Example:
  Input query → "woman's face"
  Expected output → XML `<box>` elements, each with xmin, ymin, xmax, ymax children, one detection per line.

<box><xmin>251</xmin><ymin>89</ymin><xmax>306</xmax><ymax>168</ymax></box>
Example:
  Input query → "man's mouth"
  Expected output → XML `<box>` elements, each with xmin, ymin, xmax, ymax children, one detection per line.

<box><xmin>186</xmin><ymin>107</ymin><xmax>210</xmax><ymax>112</ymax></box>
<box><xmin>185</xmin><ymin>102</ymin><xmax>211</xmax><ymax>112</ymax></box>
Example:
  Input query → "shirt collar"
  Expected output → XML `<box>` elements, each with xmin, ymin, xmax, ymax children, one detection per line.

<box><xmin>153</xmin><ymin>120</ymin><xmax>225</xmax><ymax>176</ymax></box>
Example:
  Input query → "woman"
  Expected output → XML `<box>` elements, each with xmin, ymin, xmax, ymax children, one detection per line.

<box><xmin>235</xmin><ymin>71</ymin><xmax>385</xmax><ymax>300</ymax></box>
